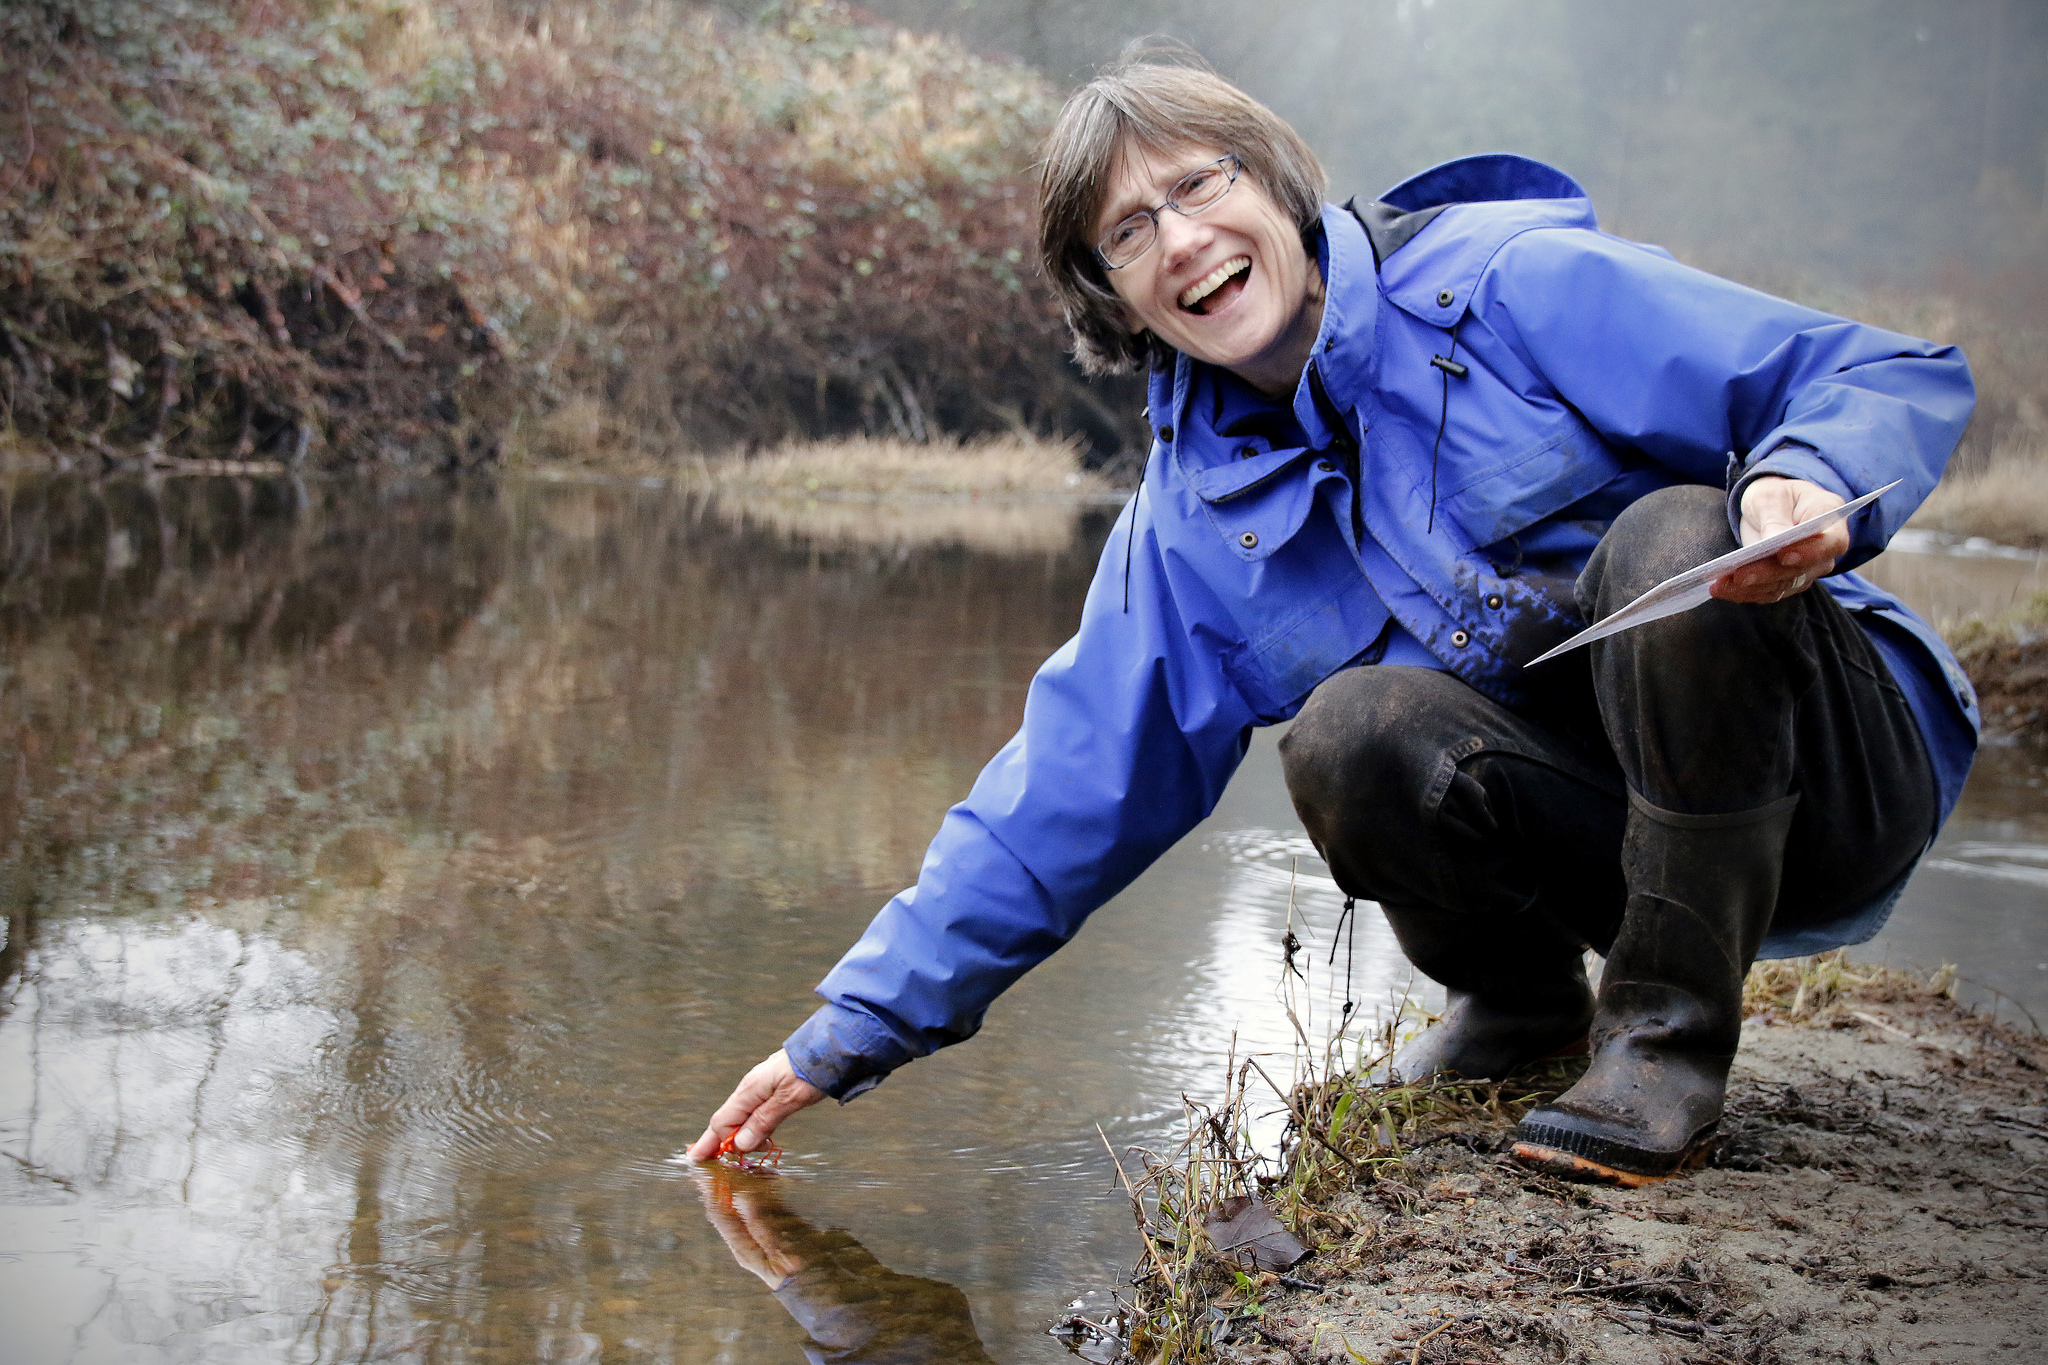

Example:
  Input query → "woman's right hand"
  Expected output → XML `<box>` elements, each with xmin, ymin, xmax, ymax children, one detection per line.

<box><xmin>687</xmin><ymin>1050</ymin><xmax>825</xmax><ymax>1161</ymax></box>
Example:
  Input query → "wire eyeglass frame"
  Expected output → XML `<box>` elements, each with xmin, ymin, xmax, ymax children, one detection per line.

<box><xmin>1094</xmin><ymin>155</ymin><xmax>1242</xmax><ymax>271</ymax></box>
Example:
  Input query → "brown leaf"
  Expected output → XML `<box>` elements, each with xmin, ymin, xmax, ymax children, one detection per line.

<box><xmin>1203</xmin><ymin>1195</ymin><xmax>1308</xmax><ymax>1272</ymax></box>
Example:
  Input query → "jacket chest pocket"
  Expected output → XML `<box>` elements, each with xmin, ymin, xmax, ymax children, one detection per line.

<box><xmin>1435</xmin><ymin>415</ymin><xmax>1624</xmax><ymax>549</ymax></box>
<box><xmin>1222</xmin><ymin>571</ymin><xmax>1391</xmax><ymax>722</ymax></box>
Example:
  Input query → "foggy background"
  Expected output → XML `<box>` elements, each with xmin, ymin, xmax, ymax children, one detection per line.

<box><xmin>835</xmin><ymin>0</ymin><xmax>2047</xmax><ymax>298</ymax></box>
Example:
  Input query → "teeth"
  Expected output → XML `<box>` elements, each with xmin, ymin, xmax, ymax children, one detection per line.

<box><xmin>1179</xmin><ymin>256</ymin><xmax>1250</xmax><ymax>310</ymax></box>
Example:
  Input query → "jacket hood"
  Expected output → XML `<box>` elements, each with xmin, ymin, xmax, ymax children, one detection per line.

<box><xmin>1373</xmin><ymin>154</ymin><xmax>1598</xmax><ymax>328</ymax></box>
<box><xmin>1378</xmin><ymin>153</ymin><xmax>1590</xmax><ymax>214</ymax></box>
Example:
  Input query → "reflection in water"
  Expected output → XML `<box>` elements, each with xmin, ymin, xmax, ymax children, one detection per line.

<box><xmin>697</xmin><ymin>1166</ymin><xmax>996</xmax><ymax>1364</ymax></box>
<box><xmin>0</xmin><ymin>473</ymin><xmax>2041</xmax><ymax>1363</ymax></box>
<box><xmin>0</xmin><ymin>473</ymin><xmax>1179</xmax><ymax>1363</ymax></box>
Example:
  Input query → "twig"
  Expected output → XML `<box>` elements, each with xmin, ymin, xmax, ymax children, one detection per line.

<box><xmin>1850</xmin><ymin>1010</ymin><xmax>1917</xmax><ymax>1041</ymax></box>
<box><xmin>0</xmin><ymin>74</ymin><xmax>33</xmax><ymax>201</ymax></box>
<box><xmin>1099</xmin><ymin>1125</ymin><xmax>1177</xmax><ymax>1287</ymax></box>
<box><xmin>1992</xmin><ymin>1115</ymin><xmax>2048</xmax><ymax>1140</ymax></box>
<box><xmin>1605</xmin><ymin>1308</ymin><xmax>1716</xmax><ymax>1336</ymax></box>
<box><xmin>1248</xmin><ymin>1056</ymin><xmax>1361</xmax><ymax>1170</ymax></box>
<box><xmin>1554</xmin><ymin>1276</ymin><xmax>1708</xmax><ymax>1297</ymax></box>
<box><xmin>1409</xmin><ymin>1313</ymin><xmax>1481</xmax><ymax>1363</ymax></box>
<box><xmin>313</xmin><ymin>265</ymin><xmax>412</xmax><ymax>362</ymax></box>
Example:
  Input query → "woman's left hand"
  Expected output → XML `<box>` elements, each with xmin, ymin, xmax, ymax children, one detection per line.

<box><xmin>1711</xmin><ymin>475</ymin><xmax>1851</xmax><ymax>604</ymax></box>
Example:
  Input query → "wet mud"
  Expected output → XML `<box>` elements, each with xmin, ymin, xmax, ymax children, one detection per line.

<box><xmin>1210</xmin><ymin>983</ymin><xmax>2047</xmax><ymax>1365</ymax></box>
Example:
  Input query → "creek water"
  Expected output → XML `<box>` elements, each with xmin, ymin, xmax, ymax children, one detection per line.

<box><xmin>0</xmin><ymin>474</ymin><xmax>2041</xmax><ymax>1364</ymax></box>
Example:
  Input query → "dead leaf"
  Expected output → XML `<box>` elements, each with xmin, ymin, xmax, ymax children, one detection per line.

<box><xmin>1203</xmin><ymin>1195</ymin><xmax>1307</xmax><ymax>1272</ymax></box>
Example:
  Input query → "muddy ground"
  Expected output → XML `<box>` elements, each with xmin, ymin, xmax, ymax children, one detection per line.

<box><xmin>1213</xmin><ymin>988</ymin><xmax>2047</xmax><ymax>1365</ymax></box>
<box><xmin>1961</xmin><ymin>635</ymin><xmax>2048</xmax><ymax>746</ymax></box>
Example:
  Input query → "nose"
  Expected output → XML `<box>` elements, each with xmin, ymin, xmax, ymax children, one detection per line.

<box><xmin>1152</xmin><ymin>207</ymin><xmax>1209</xmax><ymax>271</ymax></box>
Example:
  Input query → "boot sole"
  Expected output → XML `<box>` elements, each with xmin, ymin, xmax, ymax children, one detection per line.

<box><xmin>1511</xmin><ymin>1141</ymin><xmax>1676</xmax><ymax>1187</ymax></box>
<box><xmin>1509</xmin><ymin>1127</ymin><xmax>1716</xmax><ymax>1186</ymax></box>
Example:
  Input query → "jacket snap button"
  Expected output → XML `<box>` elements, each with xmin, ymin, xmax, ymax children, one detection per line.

<box><xmin>1158</xmin><ymin>425</ymin><xmax>1173</xmax><ymax>442</ymax></box>
<box><xmin>1240</xmin><ymin>446</ymin><xmax>1256</xmax><ymax>459</ymax></box>
<box><xmin>1239</xmin><ymin>531</ymin><xmax>1259</xmax><ymax>549</ymax></box>
<box><xmin>1317</xmin><ymin>460</ymin><xmax>1336</xmax><ymax>472</ymax></box>
<box><xmin>1485</xmin><ymin>593</ymin><xmax>1504</xmax><ymax>609</ymax></box>
<box><xmin>1437</xmin><ymin>289</ymin><xmax>1454</xmax><ymax>307</ymax></box>
<box><xmin>1451</xmin><ymin>629</ymin><xmax>1470</xmax><ymax>648</ymax></box>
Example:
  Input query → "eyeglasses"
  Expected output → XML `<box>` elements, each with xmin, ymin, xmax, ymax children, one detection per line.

<box><xmin>1095</xmin><ymin>155</ymin><xmax>1241</xmax><ymax>271</ymax></box>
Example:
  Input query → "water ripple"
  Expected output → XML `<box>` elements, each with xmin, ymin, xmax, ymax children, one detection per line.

<box><xmin>1924</xmin><ymin>841</ymin><xmax>2048</xmax><ymax>891</ymax></box>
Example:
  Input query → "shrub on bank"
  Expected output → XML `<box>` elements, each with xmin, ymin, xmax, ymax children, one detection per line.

<box><xmin>0</xmin><ymin>0</ymin><xmax>1138</xmax><ymax>470</ymax></box>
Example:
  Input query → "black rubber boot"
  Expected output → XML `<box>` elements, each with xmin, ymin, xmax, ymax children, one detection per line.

<box><xmin>1368</xmin><ymin>901</ymin><xmax>1595</xmax><ymax>1086</ymax></box>
<box><xmin>1513</xmin><ymin>791</ymin><xmax>1799</xmax><ymax>1184</ymax></box>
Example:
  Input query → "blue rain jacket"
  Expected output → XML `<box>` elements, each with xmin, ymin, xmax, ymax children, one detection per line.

<box><xmin>786</xmin><ymin>155</ymin><xmax>1978</xmax><ymax>1101</ymax></box>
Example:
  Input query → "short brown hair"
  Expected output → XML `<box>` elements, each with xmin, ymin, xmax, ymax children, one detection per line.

<box><xmin>1037</xmin><ymin>51</ymin><xmax>1328</xmax><ymax>376</ymax></box>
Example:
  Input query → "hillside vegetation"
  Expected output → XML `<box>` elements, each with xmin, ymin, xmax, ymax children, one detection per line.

<box><xmin>3</xmin><ymin>0</ymin><xmax>2040</xmax><ymax>504</ymax></box>
<box><xmin>0</xmin><ymin>0</ymin><xmax>1134</xmax><ymax>470</ymax></box>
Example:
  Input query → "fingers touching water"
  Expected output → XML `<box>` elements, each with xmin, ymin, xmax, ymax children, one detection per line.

<box><xmin>687</xmin><ymin>1049</ymin><xmax>824</xmax><ymax>1162</ymax></box>
<box><xmin>1712</xmin><ymin>475</ymin><xmax>1850</xmax><ymax>605</ymax></box>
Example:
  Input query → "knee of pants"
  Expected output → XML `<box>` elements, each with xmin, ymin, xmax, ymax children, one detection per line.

<box><xmin>1578</xmin><ymin>483</ymin><xmax>1735</xmax><ymax>612</ymax></box>
<box><xmin>1280</xmin><ymin>666</ymin><xmax>1465</xmax><ymax>848</ymax></box>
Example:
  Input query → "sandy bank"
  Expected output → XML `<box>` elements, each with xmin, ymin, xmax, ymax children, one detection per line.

<box><xmin>1067</xmin><ymin>963</ymin><xmax>2046</xmax><ymax>1365</ymax></box>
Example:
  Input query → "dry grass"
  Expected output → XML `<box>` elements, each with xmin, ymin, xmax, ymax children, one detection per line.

<box><xmin>1907</xmin><ymin>440</ymin><xmax>2048</xmax><ymax>550</ymax></box>
<box><xmin>1085</xmin><ymin>1011</ymin><xmax>1578</xmax><ymax>1364</ymax></box>
<box><xmin>504</xmin><ymin>432</ymin><xmax>1120</xmax><ymax>551</ymax></box>
<box><xmin>677</xmin><ymin>437</ymin><xmax>1116</xmax><ymax>553</ymax></box>
<box><xmin>696</xmin><ymin>489</ymin><xmax>1100</xmax><ymax>554</ymax></box>
<box><xmin>1740</xmin><ymin>949</ymin><xmax>1958</xmax><ymax>1022</ymax></box>
<box><xmin>678</xmin><ymin>435</ymin><xmax>1105</xmax><ymax>497</ymax></box>
<box><xmin>1942</xmin><ymin>588</ymin><xmax>2048</xmax><ymax>743</ymax></box>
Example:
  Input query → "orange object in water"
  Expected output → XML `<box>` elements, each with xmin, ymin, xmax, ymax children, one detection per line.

<box><xmin>714</xmin><ymin>1132</ymin><xmax>784</xmax><ymax>1165</ymax></box>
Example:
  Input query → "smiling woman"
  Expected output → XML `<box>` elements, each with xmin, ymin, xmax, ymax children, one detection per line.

<box><xmin>691</xmin><ymin>48</ymin><xmax>1981</xmax><ymax>1206</ymax></box>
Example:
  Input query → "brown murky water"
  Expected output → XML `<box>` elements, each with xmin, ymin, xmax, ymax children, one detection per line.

<box><xmin>1</xmin><ymin>475</ymin><xmax>2042</xmax><ymax>1363</ymax></box>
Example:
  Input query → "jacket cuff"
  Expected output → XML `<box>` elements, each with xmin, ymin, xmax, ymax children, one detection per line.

<box><xmin>1723</xmin><ymin>440</ymin><xmax>1851</xmax><ymax>540</ymax></box>
<box><xmin>783</xmin><ymin>1002</ymin><xmax>918</xmax><ymax>1102</ymax></box>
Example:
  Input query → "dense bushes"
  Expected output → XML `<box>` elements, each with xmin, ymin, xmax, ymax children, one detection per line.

<box><xmin>0</xmin><ymin>0</ymin><xmax>1140</xmax><ymax>470</ymax></box>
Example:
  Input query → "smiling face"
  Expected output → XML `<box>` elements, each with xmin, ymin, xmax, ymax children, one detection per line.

<box><xmin>1095</xmin><ymin>141</ymin><xmax>1324</xmax><ymax>396</ymax></box>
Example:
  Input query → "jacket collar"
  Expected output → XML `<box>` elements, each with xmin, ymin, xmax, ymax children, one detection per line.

<box><xmin>1293</xmin><ymin>203</ymin><xmax>1377</xmax><ymax>451</ymax></box>
<box><xmin>1145</xmin><ymin>206</ymin><xmax>1377</xmax><ymax>561</ymax></box>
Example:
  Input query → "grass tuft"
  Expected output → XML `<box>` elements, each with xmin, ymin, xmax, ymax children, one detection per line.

<box><xmin>1741</xmin><ymin>949</ymin><xmax>1957</xmax><ymax>1023</ymax></box>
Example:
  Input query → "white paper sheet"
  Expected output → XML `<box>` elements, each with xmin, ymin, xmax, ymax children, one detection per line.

<box><xmin>1523</xmin><ymin>480</ymin><xmax>1901</xmax><ymax>668</ymax></box>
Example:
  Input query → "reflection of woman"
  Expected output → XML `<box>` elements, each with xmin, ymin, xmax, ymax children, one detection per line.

<box><xmin>692</xmin><ymin>54</ymin><xmax>1976</xmax><ymax>1184</ymax></box>
<box><xmin>695</xmin><ymin>1167</ymin><xmax>997</xmax><ymax>1364</ymax></box>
